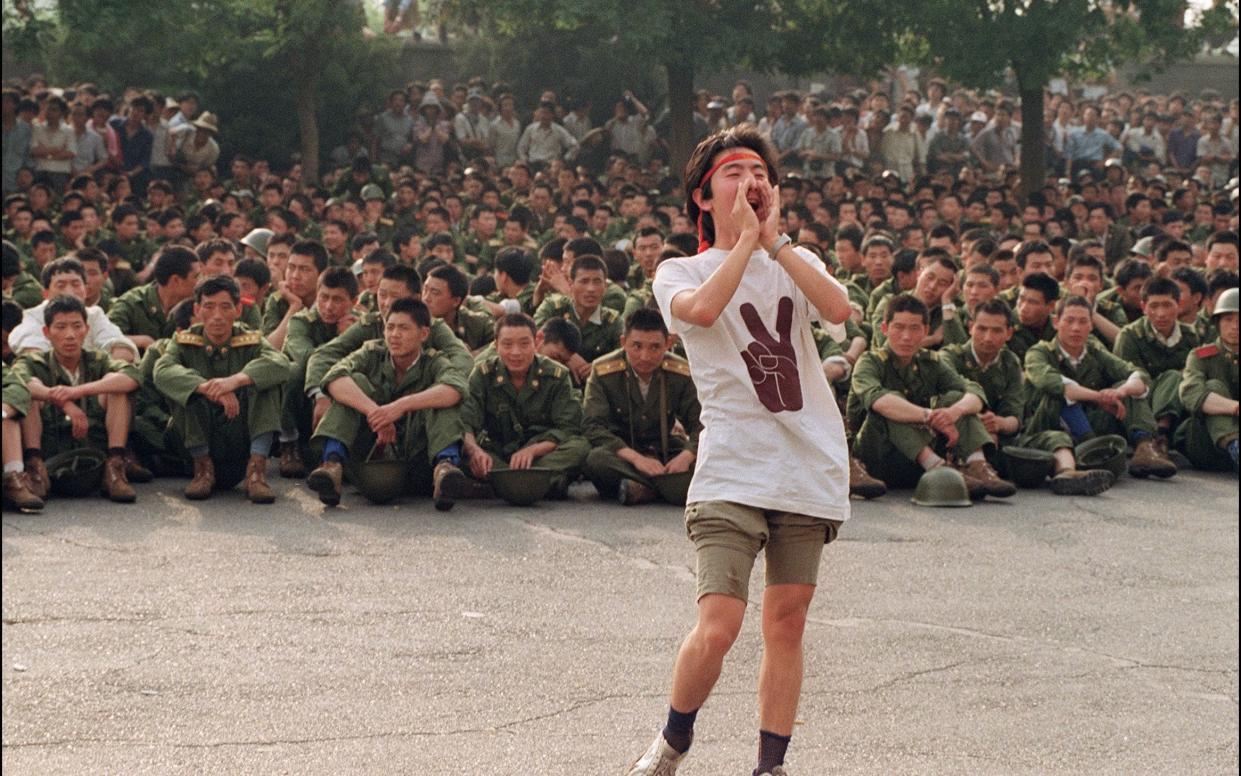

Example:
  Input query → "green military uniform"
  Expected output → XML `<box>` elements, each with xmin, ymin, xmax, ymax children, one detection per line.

<box><xmin>356</xmin><ymin>291</ymin><xmax>378</xmax><ymax>313</ymax></box>
<box><xmin>625</xmin><ymin>262</ymin><xmax>650</xmax><ymax>292</ymax></box>
<box><xmin>1008</xmin><ymin>316</ymin><xmax>1056</xmax><ymax>362</ymax></box>
<box><xmin>130</xmin><ymin>338</ymin><xmax>191</xmax><ymax>475</ymax></box>
<box><xmin>602</xmin><ymin>281</ymin><xmax>627</xmax><ymax>314</ymax></box>
<box><xmin>846</xmin><ymin>278</ymin><xmax>877</xmax><ymax>313</ymax></box>
<box><xmin>1175</xmin><ymin>340</ymin><xmax>1239</xmax><ymax>470</ymax></box>
<box><xmin>107</xmin><ymin>282</ymin><xmax>178</xmax><ymax>342</ymax></box>
<box><xmin>998</xmin><ymin>284</ymin><xmax>1020</xmax><ymax>308</ymax></box>
<box><xmin>532</xmin><ymin>296</ymin><xmax>623</xmax><ymax>363</ymax></box>
<box><xmin>1195</xmin><ymin>308</ymin><xmax>1219</xmax><ymax>344</ymax></box>
<box><xmin>448</xmin><ymin>307</ymin><xmax>495</xmax><ymax>351</ymax></box>
<box><xmin>865</xmin><ymin>277</ymin><xmax>901</xmax><ymax>320</ymax></box>
<box><xmin>458</xmin><ymin>232</ymin><xmax>501</xmax><ymax>272</ymax></box>
<box><xmin>312</xmin><ymin>340</ymin><xmax>467</xmax><ymax>493</ymax></box>
<box><xmin>1113</xmin><ymin>317</ymin><xmax>1199</xmax><ymax>424</ymax></box>
<box><xmin>115</xmin><ymin>236</ymin><xmax>158</xmax><ymax>273</ymax></box>
<box><xmin>1096</xmin><ymin>286</ymin><xmax>1142</xmax><ymax>323</ymax></box>
<box><xmin>281</xmin><ymin>306</ymin><xmax>354</xmax><ymax>460</ymax></box>
<box><xmin>869</xmin><ymin>296</ymin><xmax>968</xmax><ymax>350</ymax></box>
<box><xmin>6</xmin><ymin>271</ymin><xmax>43</xmax><ymax>309</ymax></box>
<box><xmin>3</xmin><ymin>363</ymin><xmax>32</xmax><ymax>417</ymax></box>
<box><xmin>849</xmin><ymin>346</ymin><xmax>992</xmax><ymax>487</ymax></box>
<box><xmin>10</xmin><ymin>349</ymin><xmax>141</xmax><ymax>457</ymax></box>
<box><xmin>1023</xmin><ymin>337</ymin><xmax>1156</xmax><ymax>441</ymax></box>
<box><xmin>461</xmin><ymin>353</ymin><xmax>590</xmax><ymax>493</ymax></box>
<box><xmin>260</xmin><ymin>294</ymin><xmax>312</xmax><ymax>336</ymax></box>
<box><xmin>622</xmin><ymin>279</ymin><xmax>655</xmax><ymax>321</ymax></box>
<box><xmin>481</xmin><ymin>284</ymin><xmax>536</xmax><ymax>317</ymax></box>
<box><xmin>1093</xmin><ymin>296</ymin><xmax>1130</xmax><ymax>330</ymax></box>
<box><xmin>581</xmin><ymin>350</ymin><xmax>702</xmax><ymax>499</ymax></box>
<box><xmin>153</xmin><ymin>324</ymin><xmax>291</xmax><ymax>486</ymax></box>
<box><xmin>304</xmin><ymin>311</ymin><xmax>473</xmax><ymax>397</ymax></box>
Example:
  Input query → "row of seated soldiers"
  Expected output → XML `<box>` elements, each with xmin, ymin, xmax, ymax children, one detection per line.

<box><xmin>1</xmin><ymin>227</ymin><xmax>1238</xmax><ymax>511</ymax></box>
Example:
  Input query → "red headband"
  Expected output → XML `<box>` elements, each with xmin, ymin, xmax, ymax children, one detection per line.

<box><xmin>694</xmin><ymin>150</ymin><xmax>766</xmax><ymax>253</ymax></box>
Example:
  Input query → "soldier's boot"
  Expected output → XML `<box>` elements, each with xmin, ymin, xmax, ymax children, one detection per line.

<box><xmin>618</xmin><ymin>478</ymin><xmax>657</xmax><ymax>506</ymax></box>
<box><xmin>244</xmin><ymin>455</ymin><xmax>276</xmax><ymax>504</ymax></box>
<box><xmin>24</xmin><ymin>454</ymin><xmax>50</xmax><ymax>499</ymax></box>
<box><xmin>123</xmin><ymin>451</ymin><xmax>154</xmax><ymax>483</ymax></box>
<box><xmin>278</xmin><ymin>444</ymin><xmax>307</xmax><ymax>479</ymax></box>
<box><xmin>3</xmin><ymin>471</ymin><xmax>44</xmax><ymax>512</ymax></box>
<box><xmin>1129</xmin><ymin>437</ymin><xmax>1177</xmax><ymax>479</ymax></box>
<box><xmin>102</xmin><ymin>454</ymin><xmax>136</xmax><ymax>503</ymax></box>
<box><xmin>432</xmin><ymin>460</ymin><xmax>467</xmax><ymax>512</ymax></box>
<box><xmin>185</xmin><ymin>456</ymin><xmax>216</xmax><ymax>500</ymax></box>
<box><xmin>307</xmin><ymin>460</ymin><xmax>343</xmax><ymax>506</ymax></box>
<box><xmin>1049</xmin><ymin>468</ymin><xmax>1115</xmax><ymax>497</ymax></box>
<box><xmin>958</xmin><ymin>459</ymin><xmax>1017</xmax><ymax>500</ymax></box>
<box><xmin>849</xmin><ymin>456</ymin><xmax>887</xmax><ymax>499</ymax></box>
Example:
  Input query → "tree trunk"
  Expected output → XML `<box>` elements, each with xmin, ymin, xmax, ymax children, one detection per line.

<box><xmin>296</xmin><ymin>73</ymin><xmax>320</xmax><ymax>185</ymax></box>
<box><xmin>1016</xmin><ymin>72</ymin><xmax>1045</xmax><ymax>205</ymax></box>
<box><xmin>664</xmin><ymin>58</ymin><xmax>695</xmax><ymax>185</ymax></box>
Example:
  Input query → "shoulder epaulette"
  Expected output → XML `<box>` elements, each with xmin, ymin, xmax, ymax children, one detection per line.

<box><xmin>478</xmin><ymin>358</ymin><xmax>495</xmax><ymax>374</ymax></box>
<box><xmin>660</xmin><ymin>356</ymin><xmax>691</xmax><ymax>377</ymax></box>
<box><xmin>1195</xmin><ymin>343</ymin><xmax>1220</xmax><ymax>359</ymax></box>
<box><xmin>601</xmin><ymin>307</ymin><xmax>620</xmax><ymax>323</ymax></box>
<box><xmin>175</xmin><ymin>331</ymin><xmax>204</xmax><ymax>346</ymax></box>
<box><xmin>594</xmin><ymin>357</ymin><xmax>627</xmax><ymax>376</ymax></box>
<box><xmin>230</xmin><ymin>331</ymin><xmax>263</xmax><ymax>347</ymax></box>
<box><xmin>425</xmin><ymin>347</ymin><xmax>440</xmax><ymax>359</ymax></box>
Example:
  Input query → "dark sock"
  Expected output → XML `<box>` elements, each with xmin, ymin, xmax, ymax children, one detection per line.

<box><xmin>23</xmin><ymin>448</ymin><xmax>41</xmax><ymax>461</ymax></box>
<box><xmin>1228</xmin><ymin>439</ymin><xmax>1239</xmax><ymax>465</ymax></box>
<box><xmin>754</xmin><ymin>730</ymin><xmax>791</xmax><ymax>775</ymax></box>
<box><xmin>108</xmin><ymin>446</ymin><xmax>127</xmax><ymax>459</ymax></box>
<box><xmin>662</xmin><ymin>706</ymin><xmax>697</xmax><ymax>754</ymax></box>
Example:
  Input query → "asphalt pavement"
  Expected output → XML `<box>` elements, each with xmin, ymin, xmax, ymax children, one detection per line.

<box><xmin>3</xmin><ymin>468</ymin><xmax>1238</xmax><ymax>775</ymax></box>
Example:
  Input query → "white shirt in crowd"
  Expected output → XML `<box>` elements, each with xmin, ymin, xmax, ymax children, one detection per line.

<box><xmin>11</xmin><ymin>301</ymin><xmax>138</xmax><ymax>359</ymax></box>
<box><xmin>653</xmin><ymin>246</ymin><xmax>851</xmax><ymax>522</ymax></box>
<box><xmin>31</xmin><ymin>120</ymin><xmax>77</xmax><ymax>175</ymax></box>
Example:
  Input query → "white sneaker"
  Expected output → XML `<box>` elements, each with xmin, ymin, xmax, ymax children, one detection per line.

<box><xmin>626</xmin><ymin>734</ymin><xmax>686</xmax><ymax>775</ymax></box>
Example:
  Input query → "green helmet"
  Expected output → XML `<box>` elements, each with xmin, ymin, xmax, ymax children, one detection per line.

<box><xmin>360</xmin><ymin>183</ymin><xmax>386</xmax><ymax>202</ymax></box>
<box><xmin>241</xmin><ymin>228</ymin><xmax>274</xmax><ymax>256</ymax></box>
<box><xmin>490</xmin><ymin>467</ymin><xmax>554</xmax><ymax>507</ymax></box>
<box><xmin>650</xmin><ymin>471</ymin><xmax>693</xmax><ymax>506</ymax></box>
<box><xmin>1002</xmin><ymin>446</ymin><xmax>1055</xmax><ymax>489</ymax></box>
<box><xmin>350</xmin><ymin>458</ymin><xmax>408</xmax><ymax>504</ymax></box>
<box><xmin>911</xmin><ymin>466</ymin><xmax>973</xmax><ymax>508</ymax></box>
<box><xmin>45</xmin><ymin>448</ymin><xmax>107</xmax><ymax>497</ymax></box>
<box><xmin>1075</xmin><ymin>434</ymin><xmax>1128</xmax><ymax>481</ymax></box>
<box><xmin>1213</xmin><ymin>287</ymin><xmax>1239</xmax><ymax>318</ymax></box>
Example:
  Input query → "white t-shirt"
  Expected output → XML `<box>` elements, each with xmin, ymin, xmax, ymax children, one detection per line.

<box><xmin>653</xmin><ymin>246</ymin><xmax>851</xmax><ymax>522</ymax></box>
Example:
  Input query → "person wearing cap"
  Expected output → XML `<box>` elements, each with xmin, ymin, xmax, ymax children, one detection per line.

<box><xmin>1177</xmin><ymin>286</ymin><xmax>1239</xmax><ymax>472</ymax></box>
<box><xmin>411</xmin><ymin>93</ymin><xmax>452</xmax><ymax>175</ymax></box>
<box><xmin>172</xmin><ymin>111</ymin><xmax>219</xmax><ymax>175</ymax></box>
<box><xmin>454</xmin><ymin>87</ymin><xmax>490</xmax><ymax>161</ymax></box>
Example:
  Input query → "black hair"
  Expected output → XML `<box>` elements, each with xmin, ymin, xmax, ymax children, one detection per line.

<box><xmin>1015</xmin><ymin>240</ymin><xmax>1053</xmax><ymax>269</ymax></box>
<box><xmin>362</xmin><ymin>248</ymin><xmax>397</xmax><ymax>269</ymax></box>
<box><xmin>891</xmin><ymin>249</ymin><xmax>919</xmax><ymax>277</ymax></box>
<box><xmin>665</xmin><ymin>233</ymin><xmax>699</xmax><ymax>256</ymax></box>
<box><xmin>350</xmin><ymin>231</ymin><xmax>380</xmax><ymax>252</ymax></box>
<box><xmin>386</xmin><ymin>297</ymin><xmax>431</xmax><ymax>328</ymax></box>
<box><xmin>41</xmin><ymin>257</ymin><xmax>86</xmax><ymax>289</ymax></box>
<box><xmin>1114</xmin><ymin>259</ymin><xmax>1154</xmax><ymax>288</ymax></box>
<box><xmin>973</xmin><ymin>298</ymin><xmax>1014</xmax><ymax>322</ymax></box>
<box><xmin>966</xmin><ymin>263</ymin><xmax>1001</xmax><ymax>287</ymax></box>
<box><xmin>427</xmin><ymin>263</ymin><xmax>469</xmax><ymax>300</ymax></box>
<box><xmin>1207</xmin><ymin>231</ymin><xmax>1238</xmax><ymax>253</ymax></box>
<box><xmin>539</xmin><ymin>317</ymin><xmax>582</xmax><ymax>355</ymax></box>
<box><xmin>1022</xmin><ymin>272</ymin><xmax>1061</xmax><ymax>304</ymax></box>
<box><xmin>71</xmin><ymin>247</ymin><xmax>107</xmax><ymax>272</ymax></box>
<box><xmin>1067</xmin><ymin>254</ymin><xmax>1105</xmax><ymax>280</ymax></box>
<box><xmin>1141</xmin><ymin>276</ymin><xmax>1181</xmax><ymax>302</ymax></box>
<box><xmin>380</xmin><ymin>263</ymin><xmax>422</xmax><ymax>296</ymax></box>
<box><xmin>153</xmin><ymin>246</ymin><xmax>200</xmax><ymax>286</ymax></box>
<box><xmin>196</xmin><ymin>238</ymin><xmax>236</xmax><ymax>265</ymax></box>
<box><xmin>43</xmin><ymin>294</ymin><xmax>87</xmax><ymax>326</ymax></box>
<box><xmin>194</xmin><ymin>274</ymin><xmax>241</xmax><ymax>304</ymax></box>
<box><xmin>319</xmin><ymin>266</ymin><xmax>359</xmax><ymax>299</ymax></box>
<box><xmin>494</xmin><ymin>248</ymin><xmax>534</xmax><ymax>285</ymax></box>
<box><xmin>885</xmin><ymin>293</ymin><xmax>929</xmax><ymax>325</ymax></box>
<box><xmin>234</xmin><ymin>258</ymin><xmax>271</xmax><ymax>289</ymax></box>
<box><xmin>495</xmin><ymin>312</ymin><xmax>538</xmax><ymax>339</ymax></box>
<box><xmin>569</xmin><ymin>255</ymin><xmax>608</xmax><ymax>280</ymax></box>
<box><xmin>682</xmin><ymin>126</ymin><xmax>779</xmax><ymax>249</ymax></box>
<box><xmin>1205</xmin><ymin>268</ymin><xmax>1238</xmax><ymax>298</ymax></box>
<box><xmin>624</xmin><ymin>307</ymin><xmax>668</xmax><ymax>336</ymax></box>
<box><xmin>3</xmin><ymin>298</ymin><xmax>24</xmax><ymax>331</ymax></box>
<box><xmin>292</xmin><ymin>240</ymin><xmax>330</xmax><ymax>273</ymax></box>
<box><xmin>1055</xmin><ymin>294</ymin><xmax>1094</xmax><ymax>317</ymax></box>
<box><xmin>565</xmin><ymin>236</ymin><xmax>603</xmax><ymax>258</ymax></box>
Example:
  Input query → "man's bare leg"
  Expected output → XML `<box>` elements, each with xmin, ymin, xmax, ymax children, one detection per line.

<box><xmin>669</xmin><ymin>593</ymin><xmax>748</xmax><ymax>713</ymax></box>
<box><xmin>754</xmin><ymin>583</ymin><xmax>815</xmax><ymax>774</ymax></box>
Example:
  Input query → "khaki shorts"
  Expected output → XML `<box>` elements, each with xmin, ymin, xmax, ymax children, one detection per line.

<box><xmin>685</xmin><ymin>500</ymin><xmax>842</xmax><ymax>602</ymax></box>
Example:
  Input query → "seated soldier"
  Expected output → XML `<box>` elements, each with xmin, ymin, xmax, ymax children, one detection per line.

<box><xmin>1170</xmin><ymin>266</ymin><xmax>1209</xmax><ymax>334</ymax></box>
<box><xmin>130</xmin><ymin>299</ymin><xmax>196</xmax><ymax>476</ymax></box>
<box><xmin>850</xmin><ymin>294</ymin><xmax>1016</xmax><ymax>499</ymax></box>
<box><xmin>307</xmin><ymin>297</ymin><xmax>471</xmax><ymax>509</ymax></box>
<box><xmin>998</xmin><ymin>240</ymin><xmax>1058</xmax><ymax>307</ymax></box>
<box><xmin>233</xmin><ymin>258</ymin><xmax>272</xmax><ymax>313</ymax></box>
<box><xmin>107</xmin><ymin>246</ymin><xmax>202</xmax><ymax>351</ymax></box>
<box><xmin>3</xmin><ymin>365</ymin><xmax>42</xmax><ymax>511</ymax></box>
<box><xmin>533</xmin><ymin>254</ymin><xmax>623</xmax><ymax>381</ymax></box>
<box><xmin>153</xmin><ymin>276</ymin><xmax>292</xmax><ymax>503</ymax></box>
<box><xmin>1113</xmin><ymin>276</ymin><xmax>1200</xmax><ymax>446</ymax></box>
<box><xmin>942</xmin><ymin>299</ymin><xmax>1113</xmax><ymax>495</ymax></box>
<box><xmin>196</xmin><ymin>238</ymin><xmax>263</xmax><ymax>330</ymax></box>
<box><xmin>864</xmin><ymin>247</ymin><xmax>918</xmax><ymax>321</ymax></box>
<box><xmin>460</xmin><ymin>313</ymin><xmax>590</xmax><ymax>499</ymax></box>
<box><xmin>960</xmin><ymin>263</ymin><xmax>1001</xmax><ymax>327</ymax></box>
<box><xmin>476</xmin><ymin>246</ymin><xmax>536</xmax><ymax>317</ymax></box>
<box><xmin>304</xmin><ymin>264</ymin><xmax>473</xmax><ymax>430</ymax></box>
<box><xmin>582</xmin><ymin>308</ymin><xmax>702</xmax><ymax>505</ymax></box>
<box><xmin>355</xmin><ymin>247</ymin><xmax>395</xmax><ymax>312</ymax></box>
<box><xmin>1063</xmin><ymin>253</ymin><xmax>1127</xmax><ymax>347</ymax></box>
<box><xmin>870</xmin><ymin>251</ymin><xmax>967</xmax><ymax>350</ymax></box>
<box><xmin>3</xmin><ymin>239</ymin><xmax>44</xmax><ymax>308</ymax></box>
<box><xmin>276</xmin><ymin>266</ymin><xmax>360</xmax><ymax>479</ymax></box>
<box><xmin>423</xmin><ymin>263</ymin><xmax>494</xmax><ymax>352</ymax></box>
<box><xmin>1009</xmin><ymin>272</ymin><xmax>1060</xmax><ymax>361</ymax></box>
<box><xmin>11</xmin><ymin>295</ymin><xmax>142</xmax><ymax>503</ymax></box>
<box><xmin>845</xmin><ymin>233</ymin><xmax>895</xmax><ymax>314</ymax></box>
<box><xmin>263</xmin><ymin>240</ymin><xmax>328</xmax><ymax>350</ymax></box>
<box><xmin>1025</xmin><ymin>295</ymin><xmax>1178</xmax><ymax>479</ymax></box>
<box><xmin>561</xmin><ymin>236</ymin><xmax>627</xmax><ymax>313</ymax></box>
<box><xmin>1198</xmin><ymin>269</ymin><xmax>1239</xmax><ymax>343</ymax></box>
<box><xmin>1176</xmin><ymin>287</ymin><xmax>1239</xmax><ymax>472</ymax></box>
<box><xmin>1098</xmin><ymin>258</ymin><xmax>1153</xmax><ymax>324</ymax></box>
<box><xmin>9</xmin><ymin>257</ymin><xmax>139</xmax><ymax>363</ymax></box>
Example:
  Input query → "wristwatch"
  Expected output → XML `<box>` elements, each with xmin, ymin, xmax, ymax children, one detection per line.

<box><xmin>769</xmin><ymin>233</ymin><xmax>792</xmax><ymax>259</ymax></box>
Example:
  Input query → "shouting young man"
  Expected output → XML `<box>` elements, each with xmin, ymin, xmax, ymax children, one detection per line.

<box><xmin>629</xmin><ymin>126</ymin><xmax>853</xmax><ymax>776</ymax></box>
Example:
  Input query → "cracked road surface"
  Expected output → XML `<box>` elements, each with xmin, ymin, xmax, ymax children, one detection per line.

<box><xmin>3</xmin><ymin>471</ymin><xmax>1237</xmax><ymax>774</ymax></box>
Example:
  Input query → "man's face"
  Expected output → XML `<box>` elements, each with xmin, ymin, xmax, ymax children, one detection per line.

<box><xmin>1054</xmin><ymin>304</ymin><xmax>1093</xmax><ymax>351</ymax></box>
<box><xmin>202</xmin><ymin>250</ymin><xmax>235</xmax><ymax>278</ymax></box>
<box><xmin>623</xmin><ymin>328</ymin><xmax>669</xmax><ymax>380</ymax></box>
<box><xmin>863</xmin><ymin>245</ymin><xmax>893</xmax><ymax>284</ymax></box>
<box><xmin>1130</xmin><ymin>199</ymin><xmax>1152</xmax><ymax>224</ymax></box>
<box><xmin>43</xmin><ymin>312</ymin><xmax>88</xmax><ymax>360</ymax></box>
<box><xmin>315</xmin><ymin>286</ymin><xmax>353</xmax><ymax>325</ymax></box>
<box><xmin>322</xmin><ymin>225</ymin><xmax>346</xmax><ymax>251</ymax></box>
<box><xmin>1206</xmin><ymin>242</ymin><xmax>1239</xmax><ymax>274</ymax></box>
<box><xmin>1016</xmin><ymin>287</ymin><xmax>1051</xmax><ymax>327</ymax></box>
<box><xmin>963</xmin><ymin>272</ymin><xmax>998</xmax><ymax>310</ymax></box>
<box><xmin>235</xmin><ymin>276</ymin><xmax>262</xmax><ymax>300</ymax></box>
<box><xmin>496</xmin><ymin>324</ymin><xmax>537</xmax><ymax>375</ymax></box>
<box><xmin>383</xmin><ymin>311</ymin><xmax>428</xmax><ymax>361</ymax></box>
<box><xmin>115</xmin><ymin>215</ymin><xmax>141</xmax><ymax>241</ymax></box>
<box><xmin>1087</xmin><ymin>209</ymin><xmax>1110</xmax><ymax>234</ymax></box>
<box><xmin>1173</xmin><ymin>281</ymin><xmax>1200</xmax><ymax>318</ymax></box>
<box><xmin>882</xmin><ymin>311</ymin><xmax>928</xmax><ymax>359</ymax></box>
<box><xmin>633</xmin><ymin>234</ymin><xmax>663</xmax><ymax>272</ymax></box>
<box><xmin>697</xmin><ymin>153</ymin><xmax>772</xmax><ymax>230</ymax></box>
<box><xmin>231</xmin><ymin>159</ymin><xmax>250</xmax><ymax>180</ymax></box>
<box><xmin>80</xmin><ymin>261</ymin><xmax>107</xmax><ymax>304</ymax></box>
<box><xmin>970</xmin><ymin>311</ymin><xmax>1012</xmax><ymax>356</ymax></box>
<box><xmin>476</xmin><ymin>211</ymin><xmax>498</xmax><ymax>237</ymax></box>
<box><xmin>571</xmin><ymin>269</ymin><xmax>606</xmax><ymax>312</ymax></box>
<box><xmin>195</xmin><ymin>290</ymin><xmax>239</xmax><ymax>343</ymax></box>
<box><xmin>1142</xmin><ymin>293</ymin><xmax>1180</xmax><ymax>335</ymax></box>
<box><xmin>166</xmin><ymin>262</ymin><xmax>201</xmax><ymax>304</ymax></box>
<box><xmin>1157</xmin><ymin>249</ymin><xmax>1192</xmax><ymax>275</ymax></box>
<box><xmin>1218</xmin><ymin>311</ymin><xmax>1239</xmax><ymax>349</ymax></box>
<box><xmin>503</xmin><ymin>221</ymin><xmax>526</xmax><ymax>245</ymax></box>
<box><xmin>46</xmin><ymin>271</ymin><xmax>87</xmax><ymax>301</ymax></box>
<box><xmin>284</xmin><ymin>252</ymin><xmax>319</xmax><ymax>300</ymax></box>
<box><xmin>421</xmin><ymin>276</ymin><xmax>460</xmax><ymax>319</ymax></box>
<box><xmin>915</xmin><ymin>263</ymin><xmax>956</xmax><ymax>305</ymax></box>
<box><xmin>376</xmin><ymin>278</ymin><xmax>416</xmax><ymax>319</ymax></box>
<box><xmin>62</xmin><ymin>218</ymin><xmax>86</xmax><ymax>245</ymax></box>
<box><xmin>1163</xmin><ymin>219</ymin><xmax>1186</xmax><ymax>240</ymax></box>
<box><xmin>1067</xmin><ymin>265</ymin><xmax>1103</xmax><ymax>301</ymax></box>
<box><xmin>162</xmin><ymin>218</ymin><xmax>186</xmax><ymax>241</ymax></box>
<box><xmin>1022</xmin><ymin>251</ymin><xmax>1055</xmax><ymax>278</ymax></box>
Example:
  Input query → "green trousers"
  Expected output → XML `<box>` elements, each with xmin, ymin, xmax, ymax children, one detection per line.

<box><xmin>854</xmin><ymin>390</ymin><xmax>992</xmax><ymax>488</ymax></box>
<box><xmin>582</xmin><ymin>439</ymin><xmax>692</xmax><ymax>500</ymax></box>
<box><xmin>1174</xmin><ymin>380</ymin><xmax>1239</xmax><ymax>471</ymax></box>
<box><xmin>1026</xmin><ymin>381</ymin><xmax>1158</xmax><ymax>440</ymax></box>
<box><xmin>476</xmin><ymin>436</ymin><xmax>591</xmax><ymax>494</ymax></box>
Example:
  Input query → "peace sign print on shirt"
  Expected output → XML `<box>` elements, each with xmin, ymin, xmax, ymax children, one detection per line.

<box><xmin>739</xmin><ymin>296</ymin><xmax>803</xmax><ymax>413</ymax></box>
